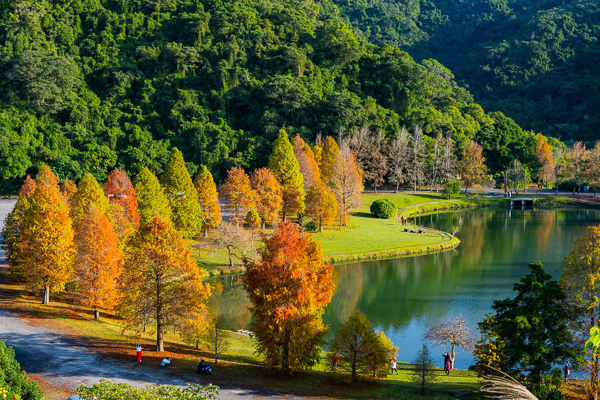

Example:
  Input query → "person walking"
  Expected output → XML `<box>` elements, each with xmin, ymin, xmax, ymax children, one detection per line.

<box><xmin>391</xmin><ymin>358</ymin><xmax>398</xmax><ymax>375</ymax></box>
<box><xmin>331</xmin><ymin>354</ymin><xmax>339</xmax><ymax>371</ymax></box>
<box><xmin>136</xmin><ymin>343</ymin><xmax>142</xmax><ymax>362</ymax></box>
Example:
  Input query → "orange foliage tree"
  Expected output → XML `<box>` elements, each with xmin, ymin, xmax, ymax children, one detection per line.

<box><xmin>221</xmin><ymin>167</ymin><xmax>255</xmax><ymax>225</ymax></box>
<box><xmin>293</xmin><ymin>135</ymin><xmax>320</xmax><ymax>191</ymax></box>
<box><xmin>60</xmin><ymin>179</ymin><xmax>77</xmax><ymax>205</ymax></box>
<box><xmin>74</xmin><ymin>207</ymin><xmax>123</xmax><ymax>320</ymax></box>
<box><xmin>1</xmin><ymin>175</ymin><xmax>37</xmax><ymax>276</ymax></box>
<box><xmin>305</xmin><ymin>180</ymin><xmax>338</xmax><ymax>232</ymax></box>
<box><xmin>19</xmin><ymin>166</ymin><xmax>75</xmax><ymax>304</ymax></box>
<box><xmin>243</xmin><ymin>221</ymin><xmax>335</xmax><ymax>374</ymax></box>
<box><xmin>536</xmin><ymin>136</ymin><xmax>554</xmax><ymax>185</ymax></box>
<box><xmin>458</xmin><ymin>140</ymin><xmax>486</xmax><ymax>196</ymax></box>
<box><xmin>194</xmin><ymin>165</ymin><xmax>221</xmax><ymax>237</ymax></box>
<box><xmin>120</xmin><ymin>216</ymin><xmax>211</xmax><ymax>352</ymax></box>
<box><xmin>250</xmin><ymin>168</ymin><xmax>282</xmax><ymax>228</ymax></box>
<box><xmin>330</xmin><ymin>143</ymin><xmax>363</xmax><ymax>228</ymax></box>
<box><xmin>104</xmin><ymin>168</ymin><xmax>140</xmax><ymax>229</ymax></box>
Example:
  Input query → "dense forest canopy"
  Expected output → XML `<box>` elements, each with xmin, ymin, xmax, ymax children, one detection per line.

<box><xmin>0</xmin><ymin>0</ymin><xmax>547</xmax><ymax>188</ymax></box>
<box><xmin>333</xmin><ymin>0</ymin><xmax>600</xmax><ymax>140</ymax></box>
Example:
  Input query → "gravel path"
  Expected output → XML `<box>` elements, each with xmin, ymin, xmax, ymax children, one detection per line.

<box><xmin>0</xmin><ymin>199</ymin><xmax>320</xmax><ymax>400</ymax></box>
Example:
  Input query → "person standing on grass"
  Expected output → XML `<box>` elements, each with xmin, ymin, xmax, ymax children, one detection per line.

<box><xmin>563</xmin><ymin>364</ymin><xmax>570</xmax><ymax>381</ymax></box>
<box><xmin>391</xmin><ymin>358</ymin><xmax>398</xmax><ymax>375</ymax></box>
<box><xmin>331</xmin><ymin>353</ymin><xmax>339</xmax><ymax>371</ymax></box>
<box><xmin>136</xmin><ymin>343</ymin><xmax>142</xmax><ymax>362</ymax></box>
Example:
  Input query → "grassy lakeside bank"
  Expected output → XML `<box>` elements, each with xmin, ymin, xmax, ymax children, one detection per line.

<box><xmin>193</xmin><ymin>192</ymin><xmax>600</xmax><ymax>275</ymax></box>
<box><xmin>0</xmin><ymin>271</ymin><xmax>479</xmax><ymax>400</ymax></box>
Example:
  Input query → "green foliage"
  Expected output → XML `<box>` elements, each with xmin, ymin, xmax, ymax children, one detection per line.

<box><xmin>489</xmin><ymin>262</ymin><xmax>579</xmax><ymax>383</ymax></box>
<box><xmin>71</xmin><ymin>173</ymin><xmax>110</xmax><ymax>226</ymax></box>
<box><xmin>330</xmin><ymin>311</ymin><xmax>394</xmax><ymax>383</ymax></box>
<box><xmin>411</xmin><ymin>343</ymin><xmax>438</xmax><ymax>395</ymax></box>
<box><xmin>0</xmin><ymin>0</ymin><xmax>541</xmax><ymax>184</ymax></box>
<box><xmin>134</xmin><ymin>167</ymin><xmax>172</xmax><ymax>226</ymax></box>
<box><xmin>369</xmin><ymin>199</ymin><xmax>397</xmax><ymax>219</ymax></box>
<box><xmin>161</xmin><ymin>148</ymin><xmax>202</xmax><ymax>238</ymax></box>
<box><xmin>77</xmin><ymin>380</ymin><xmax>219</xmax><ymax>400</ymax></box>
<box><xmin>0</xmin><ymin>341</ymin><xmax>44</xmax><ymax>400</ymax></box>
<box><xmin>442</xmin><ymin>180</ymin><xmax>461</xmax><ymax>199</ymax></box>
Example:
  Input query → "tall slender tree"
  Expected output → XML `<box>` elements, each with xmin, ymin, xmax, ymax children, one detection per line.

<box><xmin>221</xmin><ymin>167</ymin><xmax>256</xmax><ymax>225</ymax></box>
<box><xmin>458</xmin><ymin>141</ymin><xmax>486</xmax><ymax>196</ymax></box>
<box><xmin>193</xmin><ymin>165</ymin><xmax>221</xmax><ymax>237</ymax></box>
<box><xmin>134</xmin><ymin>167</ymin><xmax>172</xmax><ymax>226</ymax></box>
<box><xmin>536</xmin><ymin>136</ymin><xmax>554</xmax><ymax>186</ymax></box>
<box><xmin>269</xmin><ymin>129</ymin><xmax>305</xmax><ymax>220</ymax></box>
<box><xmin>19</xmin><ymin>166</ymin><xmax>74</xmax><ymax>304</ymax></box>
<box><xmin>104</xmin><ymin>168</ymin><xmax>140</xmax><ymax>229</ymax></box>
<box><xmin>293</xmin><ymin>135</ymin><xmax>320</xmax><ymax>191</ymax></box>
<box><xmin>389</xmin><ymin>128</ymin><xmax>410</xmax><ymax>192</ymax></box>
<box><xmin>318</xmin><ymin>136</ymin><xmax>340</xmax><ymax>184</ymax></box>
<box><xmin>330</xmin><ymin>142</ymin><xmax>363</xmax><ymax>229</ymax></box>
<box><xmin>250</xmin><ymin>168</ymin><xmax>282</xmax><ymax>228</ymax></box>
<box><xmin>410</xmin><ymin>126</ymin><xmax>426</xmax><ymax>191</ymax></box>
<box><xmin>71</xmin><ymin>173</ymin><xmax>110</xmax><ymax>228</ymax></box>
<box><xmin>243</xmin><ymin>221</ymin><xmax>335</xmax><ymax>374</ymax></box>
<box><xmin>587</xmin><ymin>142</ymin><xmax>600</xmax><ymax>196</ymax></box>
<box><xmin>121</xmin><ymin>215</ymin><xmax>211</xmax><ymax>352</ymax></box>
<box><xmin>567</xmin><ymin>141</ymin><xmax>587</xmax><ymax>194</ymax></box>
<box><xmin>350</xmin><ymin>127</ymin><xmax>388</xmax><ymax>192</ymax></box>
<box><xmin>74</xmin><ymin>207</ymin><xmax>123</xmax><ymax>320</ymax></box>
<box><xmin>161</xmin><ymin>148</ymin><xmax>202</xmax><ymax>238</ymax></box>
<box><xmin>1</xmin><ymin>175</ymin><xmax>36</xmax><ymax>276</ymax></box>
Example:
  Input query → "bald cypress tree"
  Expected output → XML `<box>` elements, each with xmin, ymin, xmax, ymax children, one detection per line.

<box><xmin>269</xmin><ymin>129</ymin><xmax>304</xmax><ymax>221</ymax></box>
<box><xmin>193</xmin><ymin>165</ymin><xmax>221</xmax><ymax>237</ymax></box>
<box><xmin>134</xmin><ymin>167</ymin><xmax>172</xmax><ymax>227</ymax></box>
<box><xmin>71</xmin><ymin>173</ymin><xmax>110</xmax><ymax>228</ymax></box>
<box><xmin>161</xmin><ymin>148</ymin><xmax>202</xmax><ymax>238</ymax></box>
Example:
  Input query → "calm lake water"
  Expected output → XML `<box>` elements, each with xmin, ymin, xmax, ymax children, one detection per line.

<box><xmin>208</xmin><ymin>208</ymin><xmax>600</xmax><ymax>369</ymax></box>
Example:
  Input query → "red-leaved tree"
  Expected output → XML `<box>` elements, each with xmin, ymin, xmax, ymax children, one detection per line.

<box><xmin>243</xmin><ymin>221</ymin><xmax>335</xmax><ymax>374</ymax></box>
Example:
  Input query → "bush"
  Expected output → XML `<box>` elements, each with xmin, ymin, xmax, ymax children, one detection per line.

<box><xmin>78</xmin><ymin>380</ymin><xmax>220</xmax><ymax>400</ymax></box>
<box><xmin>370</xmin><ymin>199</ymin><xmax>397</xmax><ymax>219</ymax></box>
<box><xmin>0</xmin><ymin>341</ymin><xmax>44</xmax><ymax>400</ymax></box>
<box><xmin>443</xmin><ymin>181</ymin><xmax>462</xmax><ymax>199</ymax></box>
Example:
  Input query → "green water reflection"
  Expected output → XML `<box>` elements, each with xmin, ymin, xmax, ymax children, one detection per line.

<box><xmin>208</xmin><ymin>208</ymin><xmax>600</xmax><ymax>368</ymax></box>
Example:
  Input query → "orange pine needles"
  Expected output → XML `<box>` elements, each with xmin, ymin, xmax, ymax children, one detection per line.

<box><xmin>243</xmin><ymin>221</ymin><xmax>335</xmax><ymax>373</ymax></box>
<box><xmin>75</xmin><ymin>207</ymin><xmax>123</xmax><ymax>320</ymax></box>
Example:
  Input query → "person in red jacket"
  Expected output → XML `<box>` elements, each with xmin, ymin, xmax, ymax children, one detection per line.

<box><xmin>136</xmin><ymin>343</ymin><xmax>142</xmax><ymax>362</ymax></box>
<box><xmin>331</xmin><ymin>354</ymin><xmax>340</xmax><ymax>371</ymax></box>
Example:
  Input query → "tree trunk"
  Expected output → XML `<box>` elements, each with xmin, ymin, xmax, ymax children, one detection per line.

<box><xmin>143</xmin><ymin>322</ymin><xmax>147</xmax><ymax>332</ymax></box>
<box><xmin>281</xmin><ymin>333</ymin><xmax>290</xmax><ymax>375</ymax></box>
<box><xmin>227</xmin><ymin>248</ymin><xmax>233</xmax><ymax>267</ymax></box>
<box><xmin>451</xmin><ymin>344</ymin><xmax>455</xmax><ymax>369</ymax></box>
<box><xmin>593</xmin><ymin>353</ymin><xmax>599</xmax><ymax>400</ymax></box>
<box><xmin>42</xmin><ymin>284</ymin><xmax>50</xmax><ymax>304</ymax></box>
<box><xmin>395</xmin><ymin>182</ymin><xmax>399</xmax><ymax>193</ymax></box>
<box><xmin>94</xmin><ymin>309</ymin><xmax>100</xmax><ymax>320</ymax></box>
<box><xmin>156</xmin><ymin>321</ymin><xmax>164</xmax><ymax>352</ymax></box>
<box><xmin>203</xmin><ymin>229</ymin><xmax>208</xmax><ymax>238</ymax></box>
<box><xmin>320</xmin><ymin>225</ymin><xmax>323</xmax><ymax>233</ymax></box>
<box><xmin>465</xmin><ymin>182</ymin><xmax>469</xmax><ymax>197</ymax></box>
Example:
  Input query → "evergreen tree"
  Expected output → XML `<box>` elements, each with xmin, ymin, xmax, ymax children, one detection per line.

<box><xmin>193</xmin><ymin>165</ymin><xmax>221</xmax><ymax>237</ymax></box>
<box><xmin>71</xmin><ymin>173</ymin><xmax>110</xmax><ymax>228</ymax></box>
<box><xmin>319</xmin><ymin>136</ymin><xmax>340</xmax><ymax>184</ymax></box>
<box><xmin>161</xmin><ymin>148</ymin><xmax>202</xmax><ymax>238</ymax></box>
<box><xmin>269</xmin><ymin>130</ymin><xmax>305</xmax><ymax>220</ymax></box>
<box><xmin>134</xmin><ymin>167</ymin><xmax>172</xmax><ymax>227</ymax></box>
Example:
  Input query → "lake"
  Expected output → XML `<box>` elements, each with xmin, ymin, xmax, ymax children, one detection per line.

<box><xmin>208</xmin><ymin>207</ymin><xmax>600</xmax><ymax>369</ymax></box>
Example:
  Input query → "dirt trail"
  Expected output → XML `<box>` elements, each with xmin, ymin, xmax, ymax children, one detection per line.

<box><xmin>0</xmin><ymin>199</ymin><xmax>320</xmax><ymax>400</ymax></box>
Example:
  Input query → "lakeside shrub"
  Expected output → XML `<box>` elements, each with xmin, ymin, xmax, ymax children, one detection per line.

<box><xmin>370</xmin><ymin>199</ymin><xmax>397</xmax><ymax>219</ymax></box>
<box><xmin>77</xmin><ymin>380</ymin><xmax>219</xmax><ymax>400</ymax></box>
<box><xmin>443</xmin><ymin>181</ymin><xmax>462</xmax><ymax>199</ymax></box>
<box><xmin>0</xmin><ymin>341</ymin><xmax>43</xmax><ymax>400</ymax></box>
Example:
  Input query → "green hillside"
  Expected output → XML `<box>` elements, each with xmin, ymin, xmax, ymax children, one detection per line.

<box><xmin>0</xmin><ymin>0</ymin><xmax>542</xmax><ymax>187</ymax></box>
<box><xmin>332</xmin><ymin>0</ymin><xmax>600</xmax><ymax>140</ymax></box>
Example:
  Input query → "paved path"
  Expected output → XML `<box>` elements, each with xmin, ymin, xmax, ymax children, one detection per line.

<box><xmin>0</xmin><ymin>198</ymin><xmax>319</xmax><ymax>399</ymax></box>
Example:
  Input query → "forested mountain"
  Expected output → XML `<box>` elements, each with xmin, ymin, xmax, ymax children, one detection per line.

<box><xmin>333</xmin><ymin>0</ymin><xmax>600</xmax><ymax>140</ymax></box>
<box><xmin>0</xmin><ymin>0</ymin><xmax>541</xmax><ymax>188</ymax></box>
